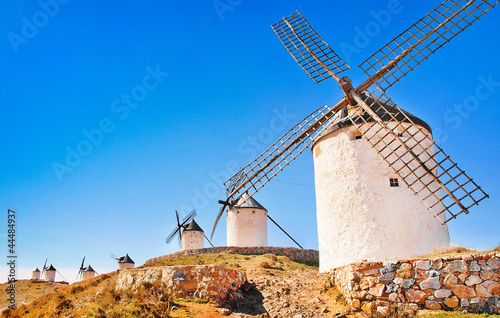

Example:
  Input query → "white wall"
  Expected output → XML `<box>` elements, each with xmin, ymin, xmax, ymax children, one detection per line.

<box><xmin>31</xmin><ymin>271</ymin><xmax>40</xmax><ymax>280</ymax></box>
<box><xmin>45</xmin><ymin>270</ymin><xmax>56</xmax><ymax>282</ymax></box>
<box><xmin>82</xmin><ymin>271</ymin><xmax>96</xmax><ymax>280</ymax></box>
<box><xmin>227</xmin><ymin>209</ymin><xmax>267</xmax><ymax>247</ymax></box>
<box><xmin>312</xmin><ymin>123</ymin><xmax>450</xmax><ymax>272</ymax></box>
<box><xmin>181</xmin><ymin>230</ymin><xmax>204</xmax><ymax>250</ymax></box>
<box><xmin>118</xmin><ymin>263</ymin><xmax>135</xmax><ymax>270</ymax></box>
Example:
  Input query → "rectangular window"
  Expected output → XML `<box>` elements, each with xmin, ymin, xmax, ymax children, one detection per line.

<box><xmin>390</xmin><ymin>178</ymin><xmax>399</xmax><ymax>187</ymax></box>
<box><xmin>355</xmin><ymin>135</ymin><xmax>362</xmax><ymax>140</ymax></box>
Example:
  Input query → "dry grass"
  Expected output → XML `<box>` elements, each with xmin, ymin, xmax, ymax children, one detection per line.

<box><xmin>491</xmin><ymin>243</ymin><xmax>500</xmax><ymax>252</ymax></box>
<box><xmin>415</xmin><ymin>244</ymin><xmax>479</xmax><ymax>258</ymax></box>
<box><xmin>147</xmin><ymin>252</ymin><xmax>317</xmax><ymax>276</ymax></box>
<box><xmin>416</xmin><ymin>310</ymin><xmax>499</xmax><ymax>317</ymax></box>
<box><xmin>367</xmin><ymin>303</ymin><xmax>418</xmax><ymax>318</ymax></box>
<box><xmin>1</xmin><ymin>272</ymin><xmax>172</xmax><ymax>318</ymax></box>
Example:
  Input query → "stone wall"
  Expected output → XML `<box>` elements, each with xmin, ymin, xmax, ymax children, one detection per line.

<box><xmin>145</xmin><ymin>246</ymin><xmax>318</xmax><ymax>266</ymax></box>
<box><xmin>331</xmin><ymin>252</ymin><xmax>500</xmax><ymax>314</ymax></box>
<box><xmin>116</xmin><ymin>265</ymin><xmax>246</xmax><ymax>302</ymax></box>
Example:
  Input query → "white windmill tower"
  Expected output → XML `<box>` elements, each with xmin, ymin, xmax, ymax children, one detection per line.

<box><xmin>211</xmin><ymin>1</ymin><xmax>494</xmax><ymax>272</ymax></box>
<box><xmin>31</xmin><ymin>268</ymin><xmax>41</xmax><ymax>280</ymax></box>
<box><xmin>82</xmin><ymin>265</ymin><xmax>97</xmax><ymax>280</ymax></box>
<box><xmin>227</xmin><ymin>192</ymin><xmax>268</xmax><ymax>247</ymax></box>
<box><xmin>112</xmin><ymin>254</ymin><xmax>135</xmax><ymax>270</ymax></box>
<box><xmin>45</xmin><ymin>264</ymin><xmax>56</xmax><ymax>282</ymax></box>
<box><xmin>181</xmin><ymin>219</ymin><xmax>205</xmax><ymax>250</ymax></box>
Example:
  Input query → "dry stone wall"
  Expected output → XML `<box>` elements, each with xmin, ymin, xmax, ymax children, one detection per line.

<box><xmin>145</xmin><ymin>246</ymin><xmax>318</xmax><ymax>266</ymax></box>
<box><xmin>116</xmin><ymin>265</ymin><xmax>246</xmax><ymax>302</ymax></box>
<box><xmin>331</xmin><ymin>252</ymin><xmax>500</xmax><ymax>314</ymax></box>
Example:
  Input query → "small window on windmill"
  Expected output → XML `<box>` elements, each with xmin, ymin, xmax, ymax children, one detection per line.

<box><xmin>351</xmin><ymin>130</ymin><xmax>362</xmax><ymax>140</ymax></box>
<box><xmin>389</xmin><ymin>178</ymin><xmax>399</xmax><ymax>187</ymax></box>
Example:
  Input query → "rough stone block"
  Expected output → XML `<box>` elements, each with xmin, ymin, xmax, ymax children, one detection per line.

<box><xmin>425</xmin><ymin>300</ymin><xmax>442</xmax><ymax>310</ymax></box>
<box><xmin>359</xmin><ymin>276</ymin><xmax>378</xmax><ymax>290</ymax></box>
<box><xmin>476</xmin><ymin>284</ymin><xmax>493</xmax><ymax>298</ymax></box>
<box><xmin>443</xmin><ymin>296</ymin><xmax>459</xmax><ymax>308</ymax></box>
<box><xmin>470</xmin><ymin>261</ymin><xmax>481</xmax><ymax>272</ymax></box>
<box><xmin>415</xmin><ymin>260</ymin><xmax>431</xmax><ymax>270</ymax></box>
<box><xmin>444</xmin><ymin>260</ymin><xmax>468</xmax><ymax>273</ymax></box>
<box><xmin>405</xmin><ymin>289</ymin><xmax>427</xmax><ymax>304</ymax></box>
<box><xmin>443</xmin><ymin>274</ymin><xmax>458</xmax><ymax>289</ymax></box>
<box><xmin>465</xmin><ymin>275</ymin><xmax>483</xmax><ymax>286</ymax></box>
<box><xmin>380</xmin><ymin>263</ymin><xmax>397</xmax><ymax>275</ymax></box>
<box><xmin>481</xmin><ymin>280</ymin><xmax>500</xmax><ymax>295</ymax></box>
<box><xmin>431</xmin><ymin>258</ymin><xmax>443</xmax><ymax>270</ymax></box>
<box><xmin>453</xmin><ymin>285</ymin><xmax>477</xmax><ymax>298</ymax></box>
<box><xmin>361</xmin><ymin>301</ymin><xmax>377</xmax><ymax>313</ymax></box>
<box><xmin>487</xmin><ymin>257</ymin><xmax>500</xmax><ymax>270</ymax></box>
<box><xmin>420</xmin><ymin>277</ymin><xmax>441</xmax><ymax>290</ymax></box>
<box><xmin>434</xmin><ymin>289</ymin><xmax>452</xmax><ymax>299</ymax></box>
<box><xmin>396</xmin><ymin>263</ymin><xmax>414</xmax><ymax>279</ymax></box>
<box><xmin>369</xmin><ymin>284</ymin><xmax>385</xmax><ymax>297</ymax></box>
<box><xmin>379</xmin><ymin>272</ymin><xmax>395</xmax><ymax>282</ymax></box>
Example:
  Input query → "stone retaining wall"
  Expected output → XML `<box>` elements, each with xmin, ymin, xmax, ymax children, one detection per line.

<box><xmin>331</xmin><ymin>252</ymin><xmax>500</xmax><ymax>314</ymax></box>
<box><xmin>116</xmin><ymin>265</ymin><xmax>246</xmax><ymax>301</ymax></box>
<box><xmin>145</xmin><ymin>246</ymin><xmax>318</xmax><ymax>266</ymax></box>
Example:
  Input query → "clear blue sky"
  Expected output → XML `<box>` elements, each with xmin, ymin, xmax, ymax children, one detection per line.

<box><xmin>1</xmin><ymin>0</ymin><xmax>499</xmax><ymax>282</ymax></box>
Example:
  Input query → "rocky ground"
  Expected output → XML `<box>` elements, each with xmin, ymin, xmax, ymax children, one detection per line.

<box><xmin>215</xmin><ymin>268</ymin><xmax>364</xmax><ymax>318</ymax></box>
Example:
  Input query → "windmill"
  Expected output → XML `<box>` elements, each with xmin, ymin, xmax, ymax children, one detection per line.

<box><xmin>165</xmin><ymin>209</ymin><xmax>215</xmax><ymax>250</ymax></box>
<box><xmin>165</xmin><ymin>209</ymin><xmax>197</xmax><ymax>247</ymax></box>
<box><xmin>212</xmin><ymin>0</ymin><xmax>495</xmax><ymax>271</ymax></box>
<box><xmin>112</xmin><ymin>253</ymin><xmax>135</xmax><ymax>269</ymax></box>
<box><xmin>76</xmin><ymin>256</ymin><xmax>86</xmax><ymax>280</ymax></box>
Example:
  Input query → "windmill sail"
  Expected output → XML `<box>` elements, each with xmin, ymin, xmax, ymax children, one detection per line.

<box><xmin>212</xmin><ymin>1</ymin><xmax>496</xmax><ymax>237</ymax></box>
<box><xmin>346</xmin><ymin>88</ymin><xmax>488</xmax><ymax>223</ymax></box>
<box><xmin>272</xmin><ymin>11</ymin><xmax>350</xmax><ymax>83</ymax></box>
<box><xmin>358</xmin><ymin>0</ymin><xmax>500</xmax><ymax>92</ymax></box>
<box><xmin>166</xmin><ymin>209</ymin><xmax>197</xmax><ymax>245</ymax></box>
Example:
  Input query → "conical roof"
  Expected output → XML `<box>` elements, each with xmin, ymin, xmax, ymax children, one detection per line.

<box><xmin>34</xmin><ymin>268</ymin><xmax>40</xmax><ymax>272</ymax></box>
<box><xmin>84</xmin><ymin>265</ymin><xmax>95</xmax><ymax>272</ymax></box>
<box><xmin>229</xmin><ymin>192</ymin><xmax>267</xmax><ymax>211</ymax></box>
<box><xmin>119</xmin><ymin>254</ymin><xmax>135</xmax><ymax>264</ymax></box>
<box><xmin>313</xmin><ymin>91</ymin><xmax>432</xmax><ymax>144</ymax></box>
<box><xmin>184</xmin><ymin>219</ymin><xmax>203</xmax><ymax>232</ymax></box>
<box><xmin>46</xmin><ymin>264</ymin><xmax>56</xmax><ymax>271</ymax></box>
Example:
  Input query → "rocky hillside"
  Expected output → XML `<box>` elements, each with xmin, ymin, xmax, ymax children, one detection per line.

<box><xmin>2</xmin><ymin>251</ymin><xmax>499</xmax><ymax>317</ymax></box>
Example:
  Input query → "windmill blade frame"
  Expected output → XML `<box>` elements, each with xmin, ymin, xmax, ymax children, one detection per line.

<box><xmin>180</xmin><ymin>209</ymin><xmax>197</xmax><ymax>227</ymax></box>
<box><xmin>271</xmin><ymin>11</ymin><xmax>350</xmax><ymax>83</ymax></box>
<box><xmin>165</xmin><ymin>226</ymin><xmax>181</xmax><ymax>244</ymax></box>
<box><xmin>357</xmin><ymin>0</ymin><xmax>500</xmax><ymax>93</ymax></box>
<box><xmin>166</xmin><ymin>209</ymin><xmax>198</xmax><ymax>245</ymax></box>
<box><xmin>76</xmin><ymin>256</ymin><xmax>86</xmax><ymax>280</ymax></box>
<box><xmin>210</xmin><ymin>102</ymin><xmax>346</xmax><ymax>238</ymax></box>
<box><xmin>41</xmin><ymin>258</ymin><xmax>48</xmax><ymax>277</ymax></box>
<box><xmin>345</xmin><ymin>87</ymin><xmax>488</xmax><ymax>223</ymax></box>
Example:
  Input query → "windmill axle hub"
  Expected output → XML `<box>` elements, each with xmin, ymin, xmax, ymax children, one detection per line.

<box><xmin>339</xmin><ymin>76</ymin><xmax>357</xmax><ymax>105</ymax></box>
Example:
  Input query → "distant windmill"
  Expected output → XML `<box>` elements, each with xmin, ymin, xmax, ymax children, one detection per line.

<box><xmin>112</xmin><ymin>253</ymin><xmax>135</xmax><ymax>270</ymax></box>
<box><xmin>31</xmin><ymin>268</ymin><xmax>41</xmax><ymax>280</ymax></box>
<box><xmin>165</xmin><ymin>209</ymin><xmax>197</xmax><ymax>247</ymax></box>
<box><xmin>165</xmin><ymin>209</ymin><xmax>216</xmax><ymax>250</ymax></box>
<box><xmin>82</xmin><ymin>265</ymin><xmax>98</xmax><ymax>280</ymax></box>
<box><xmin>212</xmin><ymin>1</ymin><xmax>495</xmax><ymax>271</ymax></box>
